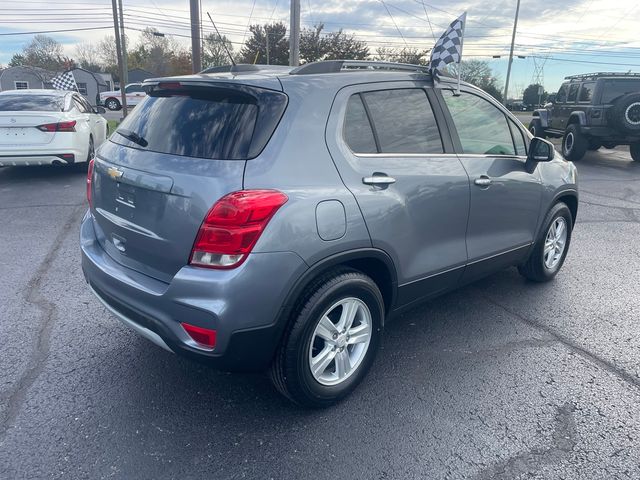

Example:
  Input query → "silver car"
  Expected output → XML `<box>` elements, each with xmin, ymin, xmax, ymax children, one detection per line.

<box><xmin>81</xmin><ymin>61</ymin><xmax>578</xmax><ymax>407</ymax></box>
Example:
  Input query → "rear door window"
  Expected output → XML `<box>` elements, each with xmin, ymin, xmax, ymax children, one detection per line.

<box><xmin>112</xmin><ymin>86</ymin><xmax>286</xmax><ymax>160</ymax></box>
<box><xmin>579</xmin><ymin>82</ymin><xmax>595</xmax><ymax>103</ymax></box>
<box><xmin>359</xmin><ymin>89</ymin><xmax>443</xmax><ymax>154</ymax></box>
<box><xmin>567</xmin><ymin>84</ymin><xmax>579</xmax><ymax>103</ymax></box>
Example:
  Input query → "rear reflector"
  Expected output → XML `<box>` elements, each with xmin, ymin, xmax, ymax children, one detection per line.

<box><xmin>36</xmin><ymin>120</ymin><xmax>77</xmax><ymax>132</ymax></box>
<box><xmin>86</xmin><ymin>158</ymin><xmax>94</xmax><ymax>207</ymax></box>
<box><xmin>181</xmin><ymin>322</ymin><xmax>217</xmax><ymax>349</ymax></box>
<box><xmin>190</xmin><ymin>190</ymin><xmax>288</xmax><ymax>269</ymax></box>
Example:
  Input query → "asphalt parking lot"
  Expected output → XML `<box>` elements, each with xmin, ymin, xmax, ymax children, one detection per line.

<box><xmin>1</xmin><ymin>146</ymin><xmax>639</xmax><ymax>479</ymax></box>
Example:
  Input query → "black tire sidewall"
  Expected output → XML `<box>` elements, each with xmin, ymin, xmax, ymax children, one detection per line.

<box><xmin>286</xmin><ymin>274</ymin><xmax>383</xmax><ymax>406</ymax></box>
<box><xmin>535</xmin><ymin>203</ymin><xmax>573</xmax><ymax>280</ymax></box>
<box><xmin>529</xmin><ymin>119</ymin><xmax>545</xmax><ymax>138</ymax></box>
<box><xmin>562</xmin><ymin>125</ymin><xmax>587</xmax><ymax>161</ymax></box>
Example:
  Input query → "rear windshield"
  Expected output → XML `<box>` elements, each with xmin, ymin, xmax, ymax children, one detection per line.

<box><xmin>601</xmin><ymin>80</ymin><xmax>640</xmax><ymax>103</ymax></box>
<box><xmin>0</xmin><ymin>95</ymin><xmax>64</xmax><ymax>112</ymax></box>
<box><xmin>112</xmin><ymin>86</ymin><xmax>285</xmax><ymax>160</ymax></box>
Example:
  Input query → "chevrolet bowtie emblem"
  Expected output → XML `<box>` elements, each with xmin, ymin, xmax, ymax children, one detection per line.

<box><xmin>107</xmin><ymin>167</ymin><xmax>124</xmax><ymax>180</ymax></box>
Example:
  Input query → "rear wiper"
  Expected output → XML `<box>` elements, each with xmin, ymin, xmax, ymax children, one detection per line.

<box><xmin>116</xmin><ymin>128</ymin><xmax>148</xmax><ymax>147</ymax></box>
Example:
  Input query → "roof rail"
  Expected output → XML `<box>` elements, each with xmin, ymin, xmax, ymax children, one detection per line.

<box><xmin>290</xmin><ymin>60</ymin><xmax>430</xmax><ymax>75</ymax></box>
<box><xmin>564</xmin><ymin>72</ymin><xmax>640</xmax><ymax>80</ymax></box>
<box><xmin>199</xmin><ymin>64</ymin><xmax>292</xmax><ymax>74</ymax></box>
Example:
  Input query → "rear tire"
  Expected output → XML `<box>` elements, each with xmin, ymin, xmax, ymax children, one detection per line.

<box><xmin>105</xmin><ymin>98</ymin><xmax>121</xmax><ymax>111</ymax></box>
<box><xmin>562</xmin><ymin>124</ymin><xmax>587</xmax><ymax>161</ymax></box>
<box><xmin>518</xmin><ymin>202</ymin><xmax>573</xmax><ymax>282</ymax></box>
<box><xmin>631</xmin><ymin>143</ymin><xmax>640</xmax><ymax>162</ymax></box>
<box><xmin>270</xmin><ymin>268</ymin><xmax>384</xmax><ymax>408</ymax></box>
<box><xmin>529</xmin><ymin>119</ymin><xmax>546</xmax><ymax>139</ymax></box>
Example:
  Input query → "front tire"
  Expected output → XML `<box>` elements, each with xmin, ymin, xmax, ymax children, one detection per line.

<box><xmin>562</xmin><ymin>124</ymin><xmax>587</xmax><ymax>161</ymax></box>
<box><xmin>630</xmin><ymin>143</ymin><xmax>640</xmax><ymax>162</ymax></box>
<box><xmin>518</xmin><ymin>202</ymin><xmax>573</xmax><ymax>282</ymax></box>
<box><xmin>529</xmin><ymin>119</ymin><xmax>546</xmax><ymax>139</ymax></box>
<box><xmin>270</xmin><ymin>268</ymin><xmax>384</xmax><ymax>407</ymax></box>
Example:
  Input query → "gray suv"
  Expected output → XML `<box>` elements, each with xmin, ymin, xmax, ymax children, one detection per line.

<box><xmin>81</xmin><ymin>60</ymin><xmax>578</xmax><ymax>407</ymax></box>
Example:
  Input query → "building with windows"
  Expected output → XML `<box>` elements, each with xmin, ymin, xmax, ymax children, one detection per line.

<box><xmin>0</xmin><ymin>66</ymin><xmax>110</xmax><ymax>106</ymax></box>
<box><xmin>0</xmin><ymin>66</ymin><xmax>56</xmax><ymax>92</ymax></box>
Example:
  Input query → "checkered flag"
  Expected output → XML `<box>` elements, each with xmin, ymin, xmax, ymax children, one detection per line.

<box><xmin>429</xmin><ymin>12</ymin><xmax>467</xmax><ymax>83</ymax></box>
<box><xmin>51</xmin><ymin>70</ymin><xmax>78</xmax><ymax>91</ymax></box>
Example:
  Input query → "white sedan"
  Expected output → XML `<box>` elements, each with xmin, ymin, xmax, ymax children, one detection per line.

<box><xmin>0</xmin><ymin>89</ymin><xmax>107</xmax><ymax>167</ymax></box>
<box><xmin>100</xmin><ymin>83</ymin><xmax>147</xmax><ymax>111</ymax></box>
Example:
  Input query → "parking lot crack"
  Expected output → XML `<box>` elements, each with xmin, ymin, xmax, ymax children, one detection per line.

<box><xmin>483</xmin><ymin>296</ymin><xmax>640</xmax><ymax>391</ymax></box>
<box><xmin>0</xmin><ymin>203</ymin><xmax>84</xmax><ymax>440</ymax></box>
<box><xmin>472</xmin><ymin>402</ymin><xmax>577</xmax><ymax>479</ymax></box>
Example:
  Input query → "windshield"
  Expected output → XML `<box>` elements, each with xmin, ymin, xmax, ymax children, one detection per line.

<box><xmin>601</xmin><ymin>79</ymin><xmax>640</xmax><ymax>103</ymax></box>
<box><xmin>112</xmin><ymin>87</ymin><xmax>262</xmax><ymax>160</ymax></box>
<box><xmin>0</xmin><ymin>95</ymin><xmax>64</xmax><ymax>112</ymax></box>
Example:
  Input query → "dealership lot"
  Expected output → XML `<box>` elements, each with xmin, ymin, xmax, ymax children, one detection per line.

<box><xmin>0</xmin><ymin>148</ymin><xmax>639</xmax><ymax>479</ymax></box>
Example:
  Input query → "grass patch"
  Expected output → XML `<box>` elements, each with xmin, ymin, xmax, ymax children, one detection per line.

<box><xmin>107</xmin><ymin>120</ymin><xmax>119</xmax><ymax>133</ymax></box>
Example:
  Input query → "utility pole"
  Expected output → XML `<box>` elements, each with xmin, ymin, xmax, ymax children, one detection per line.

<box><xmin>190</xmin><ymin>0</ymin><xmax>202</xmax><ymax>73</ymax></box>
<box><xmin>503</xmin><ymin>0</ymin><xmax>521</xmax><ymax>103</ymax></box>
<box><xmin>117</xmin><ymin>0</ymin><xmax>128</xmax><ymax>116</ymax></box>
<box><xmin>111</xmin><ymin>0</ymin><xmax>127</xmax><ymax>116</ymax></box>
<box><xmin>289</xmin><ymin>0</ymin><xmax>300</xmax><ymax>66</ymax></box>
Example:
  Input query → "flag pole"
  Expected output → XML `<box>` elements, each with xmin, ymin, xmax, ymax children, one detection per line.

<box><xmin>456</xmin><ymin>12</ymin><xmax>467</xmax><ymax>95</ymax></box>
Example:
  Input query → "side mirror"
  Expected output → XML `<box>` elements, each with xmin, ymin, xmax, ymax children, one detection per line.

<box><xmin>94</xmin><ymin>106</ymin><xmax>106</xmax><ymax>114</ymax></box>
<box><xmin>528</xmin><ymin>137</ymin><xmax>555</xmax><ymax>162</ymax></box>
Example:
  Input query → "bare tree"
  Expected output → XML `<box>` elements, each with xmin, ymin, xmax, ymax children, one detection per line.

<box><xmin>203</xmin><ymin>33</ymin><xmax>234</xmax><ymax>67</ymax></box>
<box><xmin>75</xmin><ymin>42</ymin><xmax>101</xmax><ymax>70</ymax></box>
<box><xmin>375</xmin><ymin>46</ymin><xmax>428</xmax><ymax>65</ymax></box>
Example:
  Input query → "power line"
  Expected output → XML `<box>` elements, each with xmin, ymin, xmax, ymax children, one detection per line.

<box><xmin>378</xmin><ymin>0</ymin><xmax>408</xmax><ymax>48</ymax></box>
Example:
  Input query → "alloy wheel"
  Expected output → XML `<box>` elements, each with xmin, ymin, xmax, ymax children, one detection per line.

<box><xmin>308</xmin><ymin>297</ymin><xmax>372</xmax><ymax>386</ymax></box>
<box><xmin>544</xmin><ymin>217</ymin><xmax>568</xmax><ymax>270</ymax></box>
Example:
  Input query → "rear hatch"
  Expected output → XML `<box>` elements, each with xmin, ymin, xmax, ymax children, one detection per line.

<box><xmin>0</xmin><ymin>94</ymin><xmax>66</xmax><ymax>147</ymax></box>
<box><xmin>90</xmin><ymin>78</ymin><xmax>287</xmax><ymax>282</ymax></box>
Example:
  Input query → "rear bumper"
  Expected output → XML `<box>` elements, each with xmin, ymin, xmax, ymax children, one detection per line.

<box><xmin>0</xmin><ymin>152</ymin><xmax>83</xmax><ymax>166</ymax></box>
<box><xmin>80</xmin><ymin>211</ymin><xmax>308</xmax><ymax>371</ymax></box>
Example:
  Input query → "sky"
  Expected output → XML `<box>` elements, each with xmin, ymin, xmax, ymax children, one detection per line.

<box><xmin>2</xmin><ymin>0</ymin><xmax>640</xmax><ymax>98</ymax></box>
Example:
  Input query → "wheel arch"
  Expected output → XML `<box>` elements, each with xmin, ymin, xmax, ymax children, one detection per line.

<box><xmin>283</xmin><ymin>248</ymin><xmax>398</xmax><ymax>325</ymax></box>
<box><xmin>553</xmin><ymin>190</ymin><xmax>579</xmax><ymax>227</ymax></box>
<box><xmin>568</xmin><ymin>111</ymin><xmax>587</xmax><ymax>127</ymax></box>
<box><xmin>532</xmin><ymin>109</ymin><xmax>549</xmax><ymax>127</ymax></box>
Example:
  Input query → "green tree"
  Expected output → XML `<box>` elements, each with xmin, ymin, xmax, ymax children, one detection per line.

<box><xmin>523</xmin><ymin>83</ymin><xmax>547</xmax><ymax>106</ymax></box>
<box><xmin>300</xmin><ymin>24</ymin><xmax>328</xmax><ymax>63</ymax></box>
<box><xmin>375</xmin><ymin>46</ymin><xmax>428</xmax><ymax>65</ymax></box>
<box><xmin>203</xmin><ymin>33</ymin><xmax>234</xmax><ymax>67</ymax></box>
<box><xmin>323</xmin><ymin>28</ymin><xmax>368</xmax><ymax>60</ymax></box>
<box><xmin>8</xmin><ymin>54</ymin><xmax>26</xmax><ymax>67</ymax></box>
<box><xmin>240</xmin><ymin>23</ymin><xmax>289</xmax><ymax>65</ymax></box>
<box><xmin>447</xmin><ymin>60</ymin><xmax>503</xmax><ymax>102</ymax></box>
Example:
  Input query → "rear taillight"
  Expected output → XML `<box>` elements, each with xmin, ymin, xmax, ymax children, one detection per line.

<box><xmin>86</xmin><ymin>158</ymin><xmax>94</xmax><ymax>207</ymax></box>
<box><xmin>189</xmin><ymin>189</ymin><xmax>288</xmax><ymax>269</ymax></box>
<box><xmin>36</xmin><ymin>120</ymin><xmax>77</xmax><ymax>132</ymax></box>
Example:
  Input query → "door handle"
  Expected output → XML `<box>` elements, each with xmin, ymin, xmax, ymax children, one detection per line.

<box><xmin>474</xmin><ymin>176</ymin><xmax>492</xmax><ymax>187</ymax></box>
<box><xmin>363</xmin><ymin>174</ymin><xmax>396</xmax><ymax>186</ymax></box>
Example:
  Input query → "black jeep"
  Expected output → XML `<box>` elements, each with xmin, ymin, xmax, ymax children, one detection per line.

<box><xmin>529</xmin><ymin>72</ymin><xmax>640</xmax><ymax>162</ymax></box>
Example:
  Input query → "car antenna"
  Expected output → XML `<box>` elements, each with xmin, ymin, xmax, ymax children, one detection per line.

<box><xmin>206</xmin><ymin>12</ymin><xmax>236</xmax><ymax>67</ymax></box>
